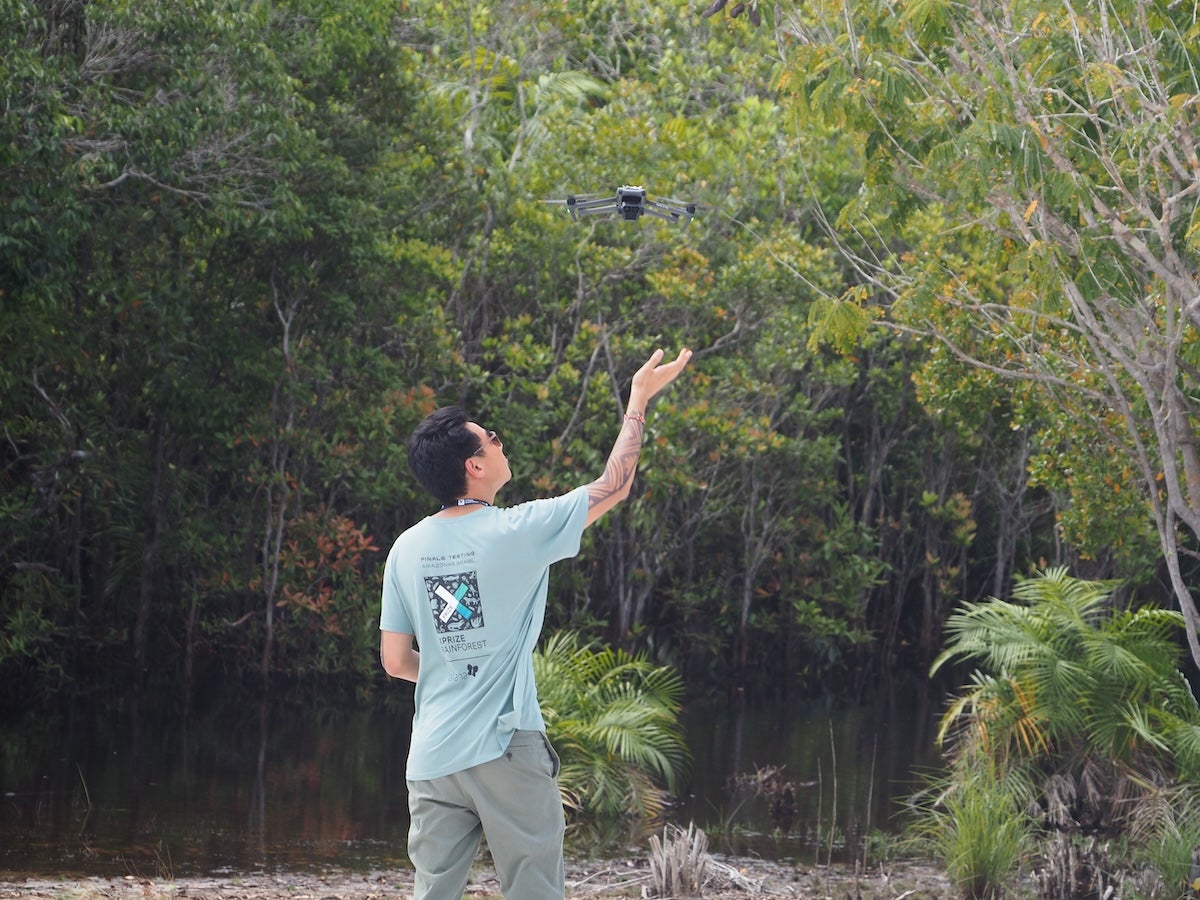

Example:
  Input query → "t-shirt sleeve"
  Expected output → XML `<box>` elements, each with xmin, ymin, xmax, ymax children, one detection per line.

<box><xmin>508</xmin><ymin>485</ymin><xmax>590</xmax><ymax>567</ymax></box>
<box><xmin>379</xmin><ymin>543</ymin><xmax>415</xmax><ymax>634</ymax></box>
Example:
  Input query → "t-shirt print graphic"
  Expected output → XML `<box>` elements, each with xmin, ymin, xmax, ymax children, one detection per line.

<box><xmin>424</xmin><ymin>571</ymin><xmax>485</xmax><ymax>633</ymax></box>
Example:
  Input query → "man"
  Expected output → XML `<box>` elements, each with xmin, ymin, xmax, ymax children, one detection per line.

<box><xmin>379</xmin><ymin>347</ymin><xmax>692</xmax><ymax>900</ymax></box>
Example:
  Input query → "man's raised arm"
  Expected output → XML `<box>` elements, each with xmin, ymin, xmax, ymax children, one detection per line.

<box><xmin>585</xmin><ymin>347</ymin><xmax>692</xmax><ymax>528</ymax></box>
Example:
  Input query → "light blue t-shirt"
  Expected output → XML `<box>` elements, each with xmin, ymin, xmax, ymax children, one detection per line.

<box><xmin>380</xmin><ymin>486</ymin><xmax>589</xmax><ymax>781</ymax></box>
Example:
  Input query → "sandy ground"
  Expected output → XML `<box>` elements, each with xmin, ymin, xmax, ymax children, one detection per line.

<box><xmin>0</xmin><ymin>855</ymin><xmax>957</xmax><ymax>898</ymax></box>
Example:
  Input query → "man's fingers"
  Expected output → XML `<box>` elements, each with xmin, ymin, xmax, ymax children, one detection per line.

<box><xmin>635</xmin><ymin>349</ymin><xmax>665</xmax><ymax>377</ymax></box>
<box><xmin>669</xmin><ymin>348</ymin><xmax>692</xmax><ymax>370</ymax></box>
<box><xmin>657</xmin><ymin>348</ymin><xmax>692</xmax><ymax>378</ymax></box>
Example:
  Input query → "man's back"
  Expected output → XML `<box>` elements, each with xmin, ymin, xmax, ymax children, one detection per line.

<box><xmin>380</xmin><ymin>487</ymin><xmax>589</xmax><ymax>780</ymax></box>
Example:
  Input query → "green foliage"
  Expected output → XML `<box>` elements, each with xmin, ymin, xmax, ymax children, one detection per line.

<box><xmin>0</xmin><ymin>585</ymin><xmax>68</xmax><ymax>699</ymax></box>
<box><xmin>534</xmin><ymin>631</ymin><xmax>688</xmax><ymax>819</ymax></box>
<box><xmin>0</xmin><ymin>0</ymin><xmax>434</xmax><ymax>700</ymax></box>
<box><xmin>3</xmin><ymin>0</ymin><xmax>1186</xmax><ymax>713</ymax></box>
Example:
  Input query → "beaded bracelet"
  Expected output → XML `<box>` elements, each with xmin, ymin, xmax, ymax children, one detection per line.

<box><xmin>624</xmin><ymin>410</ymin><xmax>646</xmax><ymax>425</ymax></box>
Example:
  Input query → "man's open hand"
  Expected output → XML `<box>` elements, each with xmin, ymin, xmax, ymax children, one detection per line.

<box><xmin>630</xmin><ymin>347</ymin><xmax>693</xmax><ymax>407</ymax></box>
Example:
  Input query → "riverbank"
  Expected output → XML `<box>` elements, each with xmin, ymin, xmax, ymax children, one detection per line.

<box><xmin>1</xmin><ymin>854</ymin><xmax>956</xmax><ymax>898</ymax></box>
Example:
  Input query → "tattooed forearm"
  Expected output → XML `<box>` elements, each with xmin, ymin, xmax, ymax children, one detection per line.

<box><xmin>587</xmin><ymin>418</ymin><xmax>646</xmax><ymax>509</ymax></box>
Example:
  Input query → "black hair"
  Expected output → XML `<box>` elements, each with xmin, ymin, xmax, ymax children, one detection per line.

<box><xmin>406</xmin><ymin>406</ymin><xmax>482</xmax><ymax>504</ymax></box>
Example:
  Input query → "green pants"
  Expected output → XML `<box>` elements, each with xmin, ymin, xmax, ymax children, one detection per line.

<box><xmin>406</xmin><ymin>730</ymin><xmax>566</xmax><ymax>900</ymax></box>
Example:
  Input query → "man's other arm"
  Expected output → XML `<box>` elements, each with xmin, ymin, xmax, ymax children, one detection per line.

<box><xmin>380</xmin><ymin>631</ymin><xmax>420</xmax><ymax>682</ymax></box>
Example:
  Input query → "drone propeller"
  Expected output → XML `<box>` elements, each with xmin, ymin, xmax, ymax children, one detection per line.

<box><xmin>541</xmin><ymin>194</ymin><xmax>626</xmax><ymax>221</ymax></box>
<box><xmin>541</xmin><ymin>193</ymin><xmax>605</xmax><ymax>205</ymax></box>
<box><xmin>542</xmin><ymin>192</ymin><xmax>600</xmax><ymax>210</ymax></box>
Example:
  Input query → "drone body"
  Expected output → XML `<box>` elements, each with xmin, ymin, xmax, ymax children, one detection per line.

<box><xmin>548</xmin><ymin>185</ymin><xmax>698</xmax><ymax>224</ymax></box>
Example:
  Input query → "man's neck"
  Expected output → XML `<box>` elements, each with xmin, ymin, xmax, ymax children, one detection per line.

<box><xmin>443</xmin><ymin>497</ymin><xmax>491</xmax><ymax>509</ymax></box>
<box><xmin>436</xmin><ymin>496</ymin><xmax>494</xmax><ymax>516</ymax></box>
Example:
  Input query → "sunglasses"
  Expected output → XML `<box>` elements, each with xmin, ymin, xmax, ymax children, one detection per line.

<box><xmin>473</xmin><ymin>430</ymin><xmax>502</xmax><ymax>456</ymax></box>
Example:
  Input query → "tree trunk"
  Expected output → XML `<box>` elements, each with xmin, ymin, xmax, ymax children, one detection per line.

<box><xmin>132</xmin><ymin>417</ymin><xmax>169</xmax><ymax>678</ymax></box>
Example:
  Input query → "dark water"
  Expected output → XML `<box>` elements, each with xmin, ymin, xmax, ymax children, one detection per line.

<box><xmin>0</xmin><ymin>687</ymin><xmax>943</xmax><ymax>878</ymax></box>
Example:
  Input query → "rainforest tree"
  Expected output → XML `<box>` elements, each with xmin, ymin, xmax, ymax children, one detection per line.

<box><xmin>784</xmin><ymin>0</ymin><xmax>1200</xmax><ymax>665</ymax></box>
<box><xmin>0</xmin><ymin>0</ymin><xmax>441</xmax><ymax>699</ymax></box>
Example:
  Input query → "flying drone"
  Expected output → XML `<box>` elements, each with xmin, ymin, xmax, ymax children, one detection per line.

<box><xmin>546</xmin><ymin>185</ymin><xmax>699</xmax><ymax>224</ymax></box>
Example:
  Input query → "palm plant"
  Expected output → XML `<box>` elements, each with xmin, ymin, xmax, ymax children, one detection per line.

<box><xmin>932</xmin><ymin>567</ymin><xmax>1199</xmax><ymax>825</ymax></box>
<box><xmin>925</xmin><ymin>568</ymin><xmax>1200</xmax><ymax>897</ymax></box>
<box><xmin>534</xmin><ymin>630</ymin><xmax>689</xmax><ymax>819</ymax></box>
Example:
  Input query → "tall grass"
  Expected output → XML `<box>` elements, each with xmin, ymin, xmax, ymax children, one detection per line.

<box><xmin>1130</xmin><ymin>787</ymin><xmax>1200</xmax><ymax>899</ymax></box>
<box><xmin>913</xmin><ymin>758</ymin><xmax>1033</xmax><ymax>899</ymax></box>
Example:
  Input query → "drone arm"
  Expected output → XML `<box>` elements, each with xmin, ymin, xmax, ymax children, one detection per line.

<box><xmin>572</xmin><ymin>197</ymin><xmax>620</xmax><ymax>212</ymax></box>
<box><xmin>642</xmin><ymin>207</ymin><xmax>679</xmax><ymax>222</ymax></box>
<box><xmin>645</xmin><ymin>200</ymin><xmax>696</xmax><ymax>223</ymax></box>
